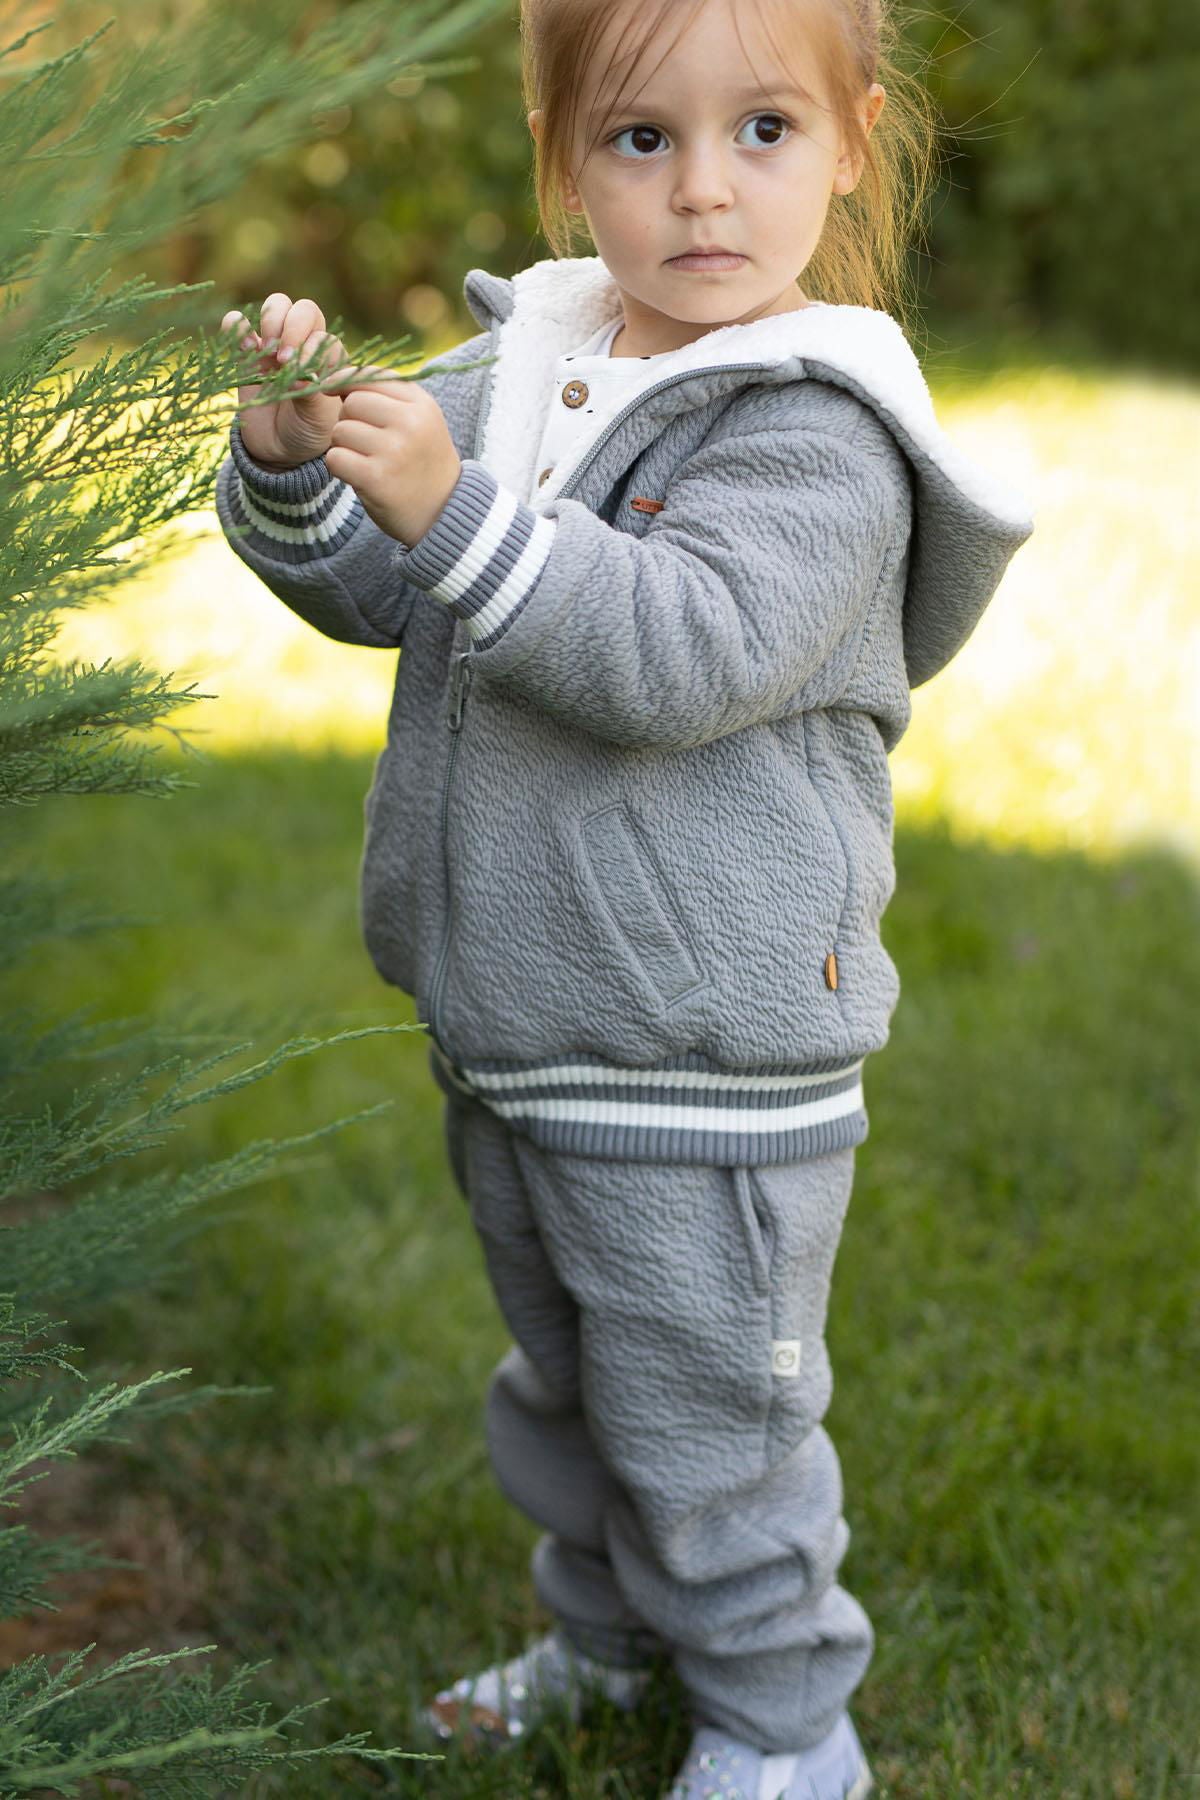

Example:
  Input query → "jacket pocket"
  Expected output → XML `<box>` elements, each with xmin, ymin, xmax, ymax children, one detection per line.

<box><xmin>578</xmin><ymin>802</ymin><xmax>707</xmax><ymax>1009</ymax></box>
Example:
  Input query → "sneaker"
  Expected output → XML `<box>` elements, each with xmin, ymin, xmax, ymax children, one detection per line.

<box><xmin>664</xmin><ymin>1712</ymin><xmax>873</xmax><ymax>1800</ymax></box>
<box><xmin>419</xmin><ymin>1626</ymin><xmax>657</xmax><ymax>1752</ymax></box>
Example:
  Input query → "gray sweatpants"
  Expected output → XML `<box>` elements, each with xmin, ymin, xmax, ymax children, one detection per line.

<box><xmin>441</xmin><ymin>1084</ymin><xmax>874</xmax><ymax>1754</ymax></box>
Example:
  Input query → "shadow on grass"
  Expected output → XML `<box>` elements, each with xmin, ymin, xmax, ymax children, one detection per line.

<box><xmin>4</xmin><ymin>748</ymin><xmax>1198</xmax><ymax>1799</ymax></box>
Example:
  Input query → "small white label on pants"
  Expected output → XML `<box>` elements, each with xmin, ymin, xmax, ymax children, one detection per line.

<box><xmin>771</xmin><ymin>1339</ymin><xmax>802</xmax><ymax>1377</ymax></box>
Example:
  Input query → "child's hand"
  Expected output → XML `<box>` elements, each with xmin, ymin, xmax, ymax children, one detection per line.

<box><xmin>220</xmin><ymin>293</ymin><xmax>351</xmax><ymax>470</ymax></box>
<box><xmin>315</xmin><ymin>358</ymin><xmax>464</xmax><ymax>549</ymax></box>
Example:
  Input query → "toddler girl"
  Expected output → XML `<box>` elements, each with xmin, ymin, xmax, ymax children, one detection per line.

<box><xmin>217</xmin><ymin>0</ymin><xmax>1035</xmax><ymax>1791</ymax></box>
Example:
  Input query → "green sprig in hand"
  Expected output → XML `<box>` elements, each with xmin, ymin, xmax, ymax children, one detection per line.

<box><xmin>222</xmin><ymin>292</ymin><xmax>464</xmax><ymax>549</ymax></box>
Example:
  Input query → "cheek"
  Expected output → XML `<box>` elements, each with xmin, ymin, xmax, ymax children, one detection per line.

<box><xmin>577</xmin><ymin>167</ymin><xmax>620</xmax><ymax>216</ymax></box>
<box><xmin>581</xmin><ymin>156</ymin><xmax>662</xmax><ymax>211</ymax></box>
<box><xmin>750</xmin><ymin>154</ymin><xmax>834</xmax><ymax>221</ymax></box>
<box><xmin>786</xmin><ymin>135</ymin><xmax>840</xmax><ymax>192</ymax></box>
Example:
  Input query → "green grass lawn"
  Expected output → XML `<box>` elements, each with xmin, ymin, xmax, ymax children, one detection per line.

<box><xmin>5</xmin><ymin>342</ymin><xmax>1199</xmax><ymax>1797</ymax></box>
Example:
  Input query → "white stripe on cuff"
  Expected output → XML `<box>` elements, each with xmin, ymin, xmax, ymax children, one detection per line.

<box><xmin>423</xmin><ymin>483</ymin><xmax>519</xmax><ymax>603</ymax></box>
<box><xmin>237</xmin><ymin>475</ymin><xmax>359</xmax><ymax>545</ymax></box>
<box><xmin>463</xmin><ymin>514</ymin><xmax>557</xmax><ymax>642</ymax></box>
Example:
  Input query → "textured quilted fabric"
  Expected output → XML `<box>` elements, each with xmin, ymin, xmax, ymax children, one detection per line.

<box><xmin>214</xmin><ymin>255</ymin><xmax>1035</xmax><ymax>1165</ymax></box>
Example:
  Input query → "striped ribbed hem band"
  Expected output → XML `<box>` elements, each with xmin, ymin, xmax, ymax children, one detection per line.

<box><xmin>428</xmin><ymin>1040</ymin><xmax>869</xmax><ymax>1166</ymax></box>
<box><xmin>227</xmin><ymin>421</ymin><xmax>363</xmax><ymax>564</ymax></box>
<box><xmin>393</xmin><ymin>459</ymin><xmax>555</xmax><ymax>650</ymax></box>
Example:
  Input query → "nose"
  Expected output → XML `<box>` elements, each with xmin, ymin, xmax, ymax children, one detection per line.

<box><xmin>670</xmin><ymin>137</ymin><xmax>735</xmax><ymax>215</ymax></box>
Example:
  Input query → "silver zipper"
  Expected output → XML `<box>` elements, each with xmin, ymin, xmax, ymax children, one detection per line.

<box><xmin>448</xmin><ymin>645</ymin><xmax>474</xmax><ymax>728</ymax></box>
<box><xmin>424</xmin><ymin>316</ymin><xmax>500</xmax><ymax>1084</ymax></box>
<box><xmin>426</xmin><ymin>648</ymin><xmax>473</xmax><ymax>1071</ymax></box>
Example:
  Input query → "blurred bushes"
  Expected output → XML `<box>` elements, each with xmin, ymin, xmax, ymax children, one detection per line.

<box><xmin>121</xmin><ymin>0</ymin><xmax>1198</xmax><ymax>371</ymax></box>
<box><xmin>911</xmin><ymin>2</ymin><xmax>1200</xmax><ymax>367</ymax></box>
<box><xmin>147</xmin><ymin>6</ymin><xmax>536</xmax><ymax>360</ymax></box>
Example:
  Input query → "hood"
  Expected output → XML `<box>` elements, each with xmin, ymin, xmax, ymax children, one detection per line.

<box><xmin>461</xmin><ymin>256</ymin><xmax>1036</xmax><ymax>691</ymax></box>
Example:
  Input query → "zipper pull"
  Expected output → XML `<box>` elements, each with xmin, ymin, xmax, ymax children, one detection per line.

<box><xmin>448</xmin><ymin>649</ymin><xmax>474</xmax><ymax>730</ymax></box>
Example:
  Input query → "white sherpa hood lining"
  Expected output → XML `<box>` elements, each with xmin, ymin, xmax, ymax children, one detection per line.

<box><xmin>462</xmin><ymin>254</ymin><xmax>1034</xmax><ymax>535</ymax></box>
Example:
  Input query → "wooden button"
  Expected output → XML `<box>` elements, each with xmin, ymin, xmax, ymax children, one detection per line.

<box><xmin>538</xmin><ymin>466</ymin><xmax>554</xmax><ymax>486</ymax></box>
<box><xmin>562</xmin><ymin>379</ymin><xmax>589</xmax><ymax>408</ymax></box>
<box><xmin>824</xmin><ymin>951</ymin><xmax>839</xmax><ymax>990</ymax></box>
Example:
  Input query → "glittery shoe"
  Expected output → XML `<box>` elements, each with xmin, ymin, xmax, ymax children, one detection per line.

<box><xmin>419</xmin><ymin>1626</ymin><xmax>656</xmax><ymax>1752</ymax></box>
<box><xmin>664</xmin><ymin>1712</ymin><xmax>873</xmax><ymax>1800</ymax></box>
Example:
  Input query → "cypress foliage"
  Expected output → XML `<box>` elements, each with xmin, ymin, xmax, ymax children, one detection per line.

<box><xmin>0</xmin><ymin>0</ymin><xmax>498</xmax><ymax>1790</ymax></box>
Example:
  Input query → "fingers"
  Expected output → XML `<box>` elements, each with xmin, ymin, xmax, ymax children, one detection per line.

<box><xmin>221</xmin><ymin>310</ymin><xmax>271</xmax><ymax>413</ymax></box>
<box><xmin>220</xmin><ymin>292</ymin><xmax>328</xmax><ymax>350</ymax></box>
<box><xmin>256</xmin><ymin>291</ymin><xmax>293</xmax><ymax>350</ymax></box>
<box><xmin>328</xmin><ymin>417</ymin><xmax>380</xmax><ymax>456</ymax></box>
<box><xmin>221</xmin><ymin>309</ymin><xmax>261</xmax><ymax>353</ymax></box>
<box><xmin>327</xmin><ymin>363</ymin><xmax>411</xmax><ymax>405</ymax></box>
<box><xmin>335</xmin><ymin>387</ymin><xmax>405</xmax><ymax>424</ymax></box>
<box><xmin>261</xmin><ymin>293</ymin><xmax>326</xmax><ymax>363</ymax></box>
<box><xmin>219</xmin><ymin>297</ymin><xmax>381</xmax><ymax>404</ymax></box>
<box><xmin>220</xmin><ymin>298</ymin><xmax>343</xmax><ymax>406</ymax></box>
<box><xmin>290</xmin><ymin>327</ymin><xmax>352</xmax><ymax>391</ymax></box>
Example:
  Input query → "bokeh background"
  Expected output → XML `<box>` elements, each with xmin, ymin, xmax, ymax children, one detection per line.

<box><xmin>7</xmin><ymin>0</ymin><xmax>1198</xmax><ymax>1794</ymax></box>
<box><xmin>48</xmin><ymin>0</ymin><xmax>1200</xmax><ymax>857</ymax></box>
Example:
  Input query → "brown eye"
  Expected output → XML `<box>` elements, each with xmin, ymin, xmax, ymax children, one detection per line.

<box><xmin>608</xmin><ymin>112</ymin><xmax>793</xmax><ymax>157</ymax></box>
<box><xmin>737</xmin><ymin>112</ymin><xmax>791</xmax><ymax>148</ymax></box>
<box><xmin>610</xmin><ymin>124</ymin><xmax>667</xmax><ymax>157</ymax></box>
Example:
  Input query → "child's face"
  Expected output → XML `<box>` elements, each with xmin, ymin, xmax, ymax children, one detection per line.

<box><xmin>530</xmin><ymin>0</ymin><xmax>884</xmax><ymax>350</ymax></box>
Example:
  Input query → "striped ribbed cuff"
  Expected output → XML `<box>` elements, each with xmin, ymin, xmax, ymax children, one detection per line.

<box><xmin>227</xmin><ymin>420</ymin><xmax>364</xmax><ymax>564</ymax></box>
<box><xmin>392</xmin><ymin>459</ymin><xmax>557</xmax><ymax>650</ymax></box>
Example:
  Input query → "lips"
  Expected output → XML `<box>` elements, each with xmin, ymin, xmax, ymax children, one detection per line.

<box><xmin>667</xmin><ymin>247</ymin><xmax>745</xmax><ymax>270</ymax></box>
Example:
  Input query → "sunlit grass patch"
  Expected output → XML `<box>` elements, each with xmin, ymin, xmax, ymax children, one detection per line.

<box><xmin>53</xmin><ymin>513</ymin><xmax>401</xmax><ymax>756</ymax></box>
<box><xmin>901</xmin><ymin>363</ymin><xmax>1198</xmax><ymax>869</ymax></box>
<box><xmin>49</xmin><ymin>360</ymin><xmax>1199</xmax><ymax>866</ymax></box>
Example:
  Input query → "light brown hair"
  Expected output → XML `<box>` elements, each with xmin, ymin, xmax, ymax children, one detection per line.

<box><xmin>520</xmin><ymin>0</ymin><xmax>940</xmax><ymax>342</ymax></box>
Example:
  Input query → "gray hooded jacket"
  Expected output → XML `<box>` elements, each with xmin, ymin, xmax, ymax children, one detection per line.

<box><xmin>215</xmin><ymin>254</ymin><xmax>1035</xmax><ymax>1166</ymax></box>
